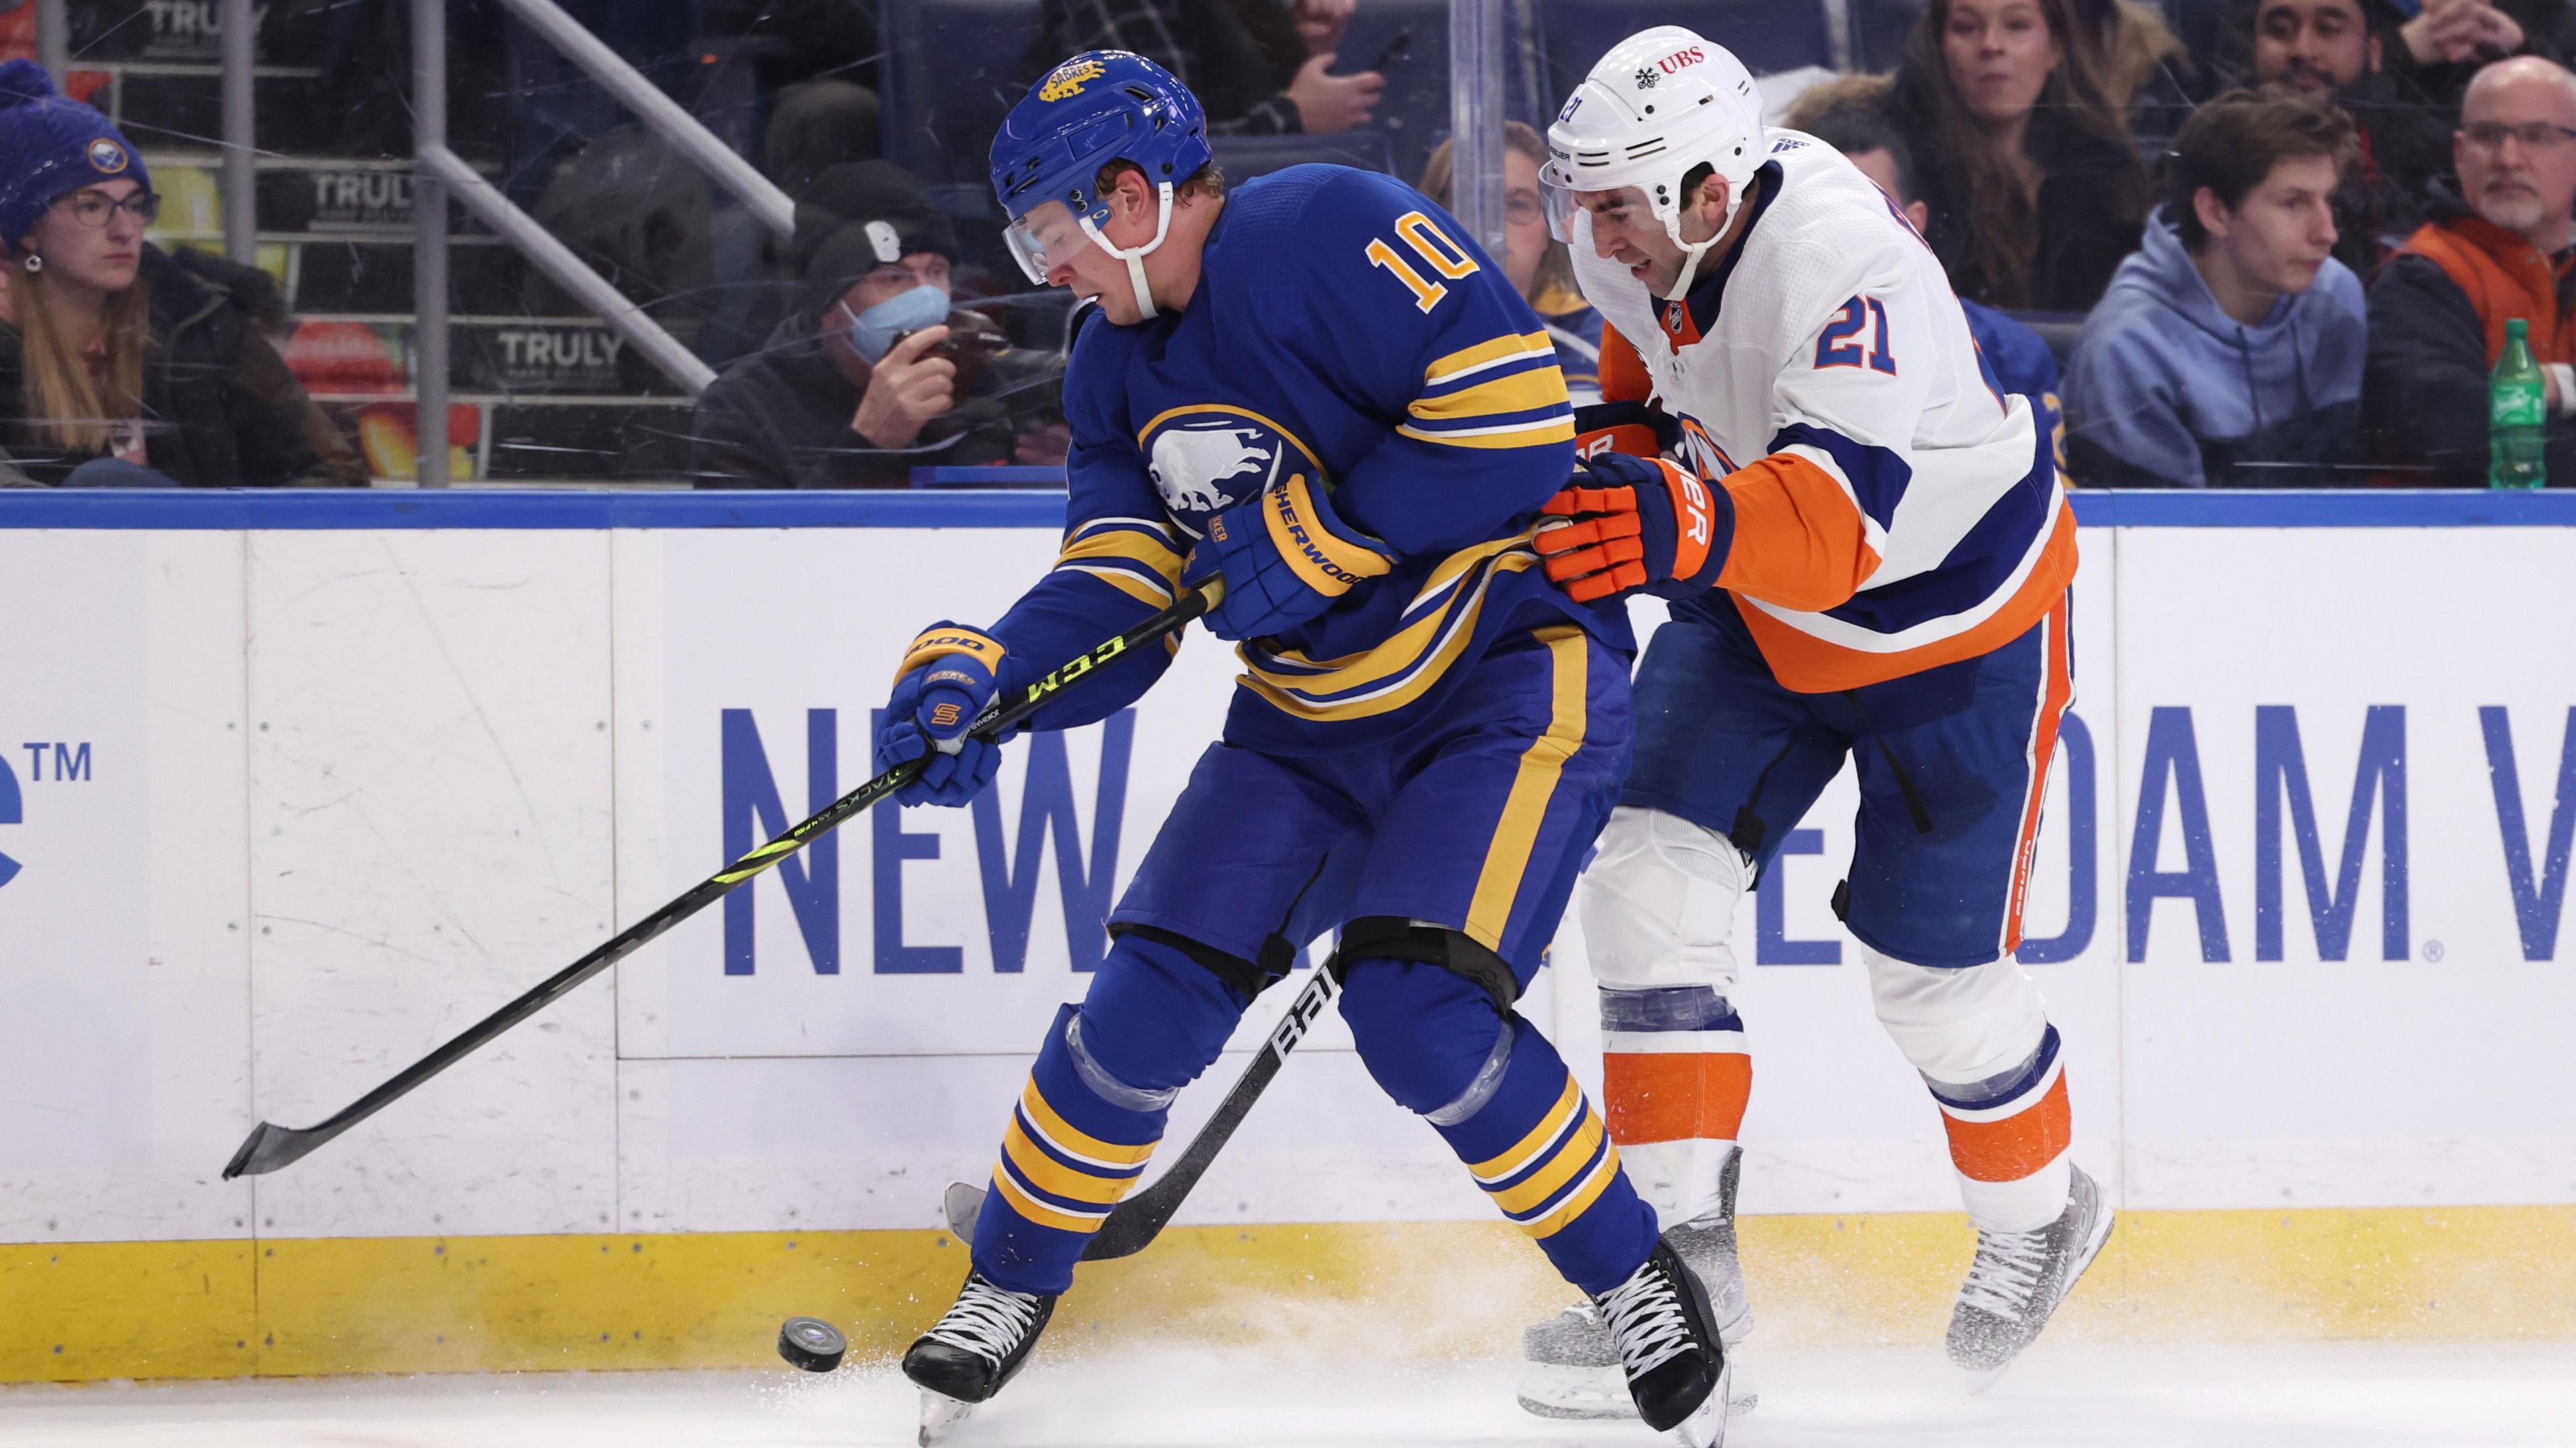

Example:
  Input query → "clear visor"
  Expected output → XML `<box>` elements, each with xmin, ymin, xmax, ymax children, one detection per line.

<box><xmin>1539</xmin><ymin>160</ymin><xmax>1583</xmax><ymax>245</ymax></box>
<box><xmin>1003</xmin><ymin>200</ymin><xmax>1090</xmax><ymax>285</ymax></box>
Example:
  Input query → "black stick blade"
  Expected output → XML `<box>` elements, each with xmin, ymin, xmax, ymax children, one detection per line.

<box><xmin>221</xmin><ymin>1121</ymin><xmax>320</xmax><ymax>1180</ymax></box>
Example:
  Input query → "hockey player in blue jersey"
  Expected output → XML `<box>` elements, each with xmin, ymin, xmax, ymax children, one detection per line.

<box><xmin>880</xmin><ymin>50</ymin><xmax>1731</xmax><ymax>1447</ymax></box>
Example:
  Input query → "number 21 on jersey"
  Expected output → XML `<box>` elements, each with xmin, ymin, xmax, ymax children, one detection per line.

<box><xmin>1367</xmin><ymin>211</ymin><xmax>1479</xmax><ymax>312</ymax></box>
<box><xmin>1815</xmin><ymin>294</ymin><xmax>1896</xmax><ymax>375</ymax></box>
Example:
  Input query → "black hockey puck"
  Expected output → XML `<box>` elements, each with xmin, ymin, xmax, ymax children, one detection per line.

<box><xmin>777</xmin><ymin>1316</ymin><xmax>848</xmax><ymax>1373</ymax></box>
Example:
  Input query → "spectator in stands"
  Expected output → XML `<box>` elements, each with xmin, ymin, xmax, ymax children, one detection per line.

<box><xmin>765</xmin><ymin>78</ymin><xmax>883</xmax><ymax>199</ymax></box>
<box><xmin>2237</xmin><ymin>0</ymin><xmax>2455</xmax><ymax>273</ymax></box>
<box><xmin>2367</xmin><ymin>55</ymin><xmax>2576</xmax><ymax>483</ymax></box>
<box><xmin>2080</xmin><ymin>0</ymin><xmax>2206</xmax><ymax>146</ymax></box>
<box><xmin>1028</xmin><ymin>0</ymin><xmax>1384</xmax><ymax>135</ymax></box>
<box><xmin>2066</xmin><ymin>89</ymin><xmax>2367</xmax><ymax>486</ymax></box>
<box><xmin>0</xmin><ymin>62</ymin><xmax>360</xmax><ymax>488</ymax></box>
<box><xmin>1794</xmin><ymin>104</ymin><xmax>2068</xmax><ymax>425</ymax></box>
<box><xmin>692</xmin><ymin>161</ymin><xmax>1067</xmax><ymax>488</ymax></box>
<box><xmin>1418</xmin><ymin>122</ymin><xmax>1603</xmax><ymax>404</ymax></box>
<box><xmin>1815</xmin><ymin>0</ymin><xmax>2151</xmax><ymax>311</ymax></box>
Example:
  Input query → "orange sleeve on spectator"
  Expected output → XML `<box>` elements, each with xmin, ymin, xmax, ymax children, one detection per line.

<box><xmin>1598</xmin><ymin>323</ymin><xmax>1652</xmax><ymax>404</ymax></box>
<box><xmin>1713</xmin><ymin>453</ymin><xmax>1882</xmax><ymax>613</ymax></box>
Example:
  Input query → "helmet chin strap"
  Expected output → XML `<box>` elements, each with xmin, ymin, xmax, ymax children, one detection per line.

<box><xmin>1079</xmin><ymin>180</ymin><xmax>1177</xmax><ymax>321</ymax></box>
<box><xmin>1656</xmin><ymin>180</ymin><xmax>1745</xmax><ymax>302</ymax></box>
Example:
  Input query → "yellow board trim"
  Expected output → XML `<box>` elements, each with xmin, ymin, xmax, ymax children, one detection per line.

<box><xmin>1001</xmin><ymin>1118</ymin><xmax>1140</xmax><ymax>1207</ymax></box>
<box><xmin>1464</xmin><ymin>626</ymin><xmax>1587</xmax><ymax>951</ymax></box>
<box><xmin>5</xmin><ymin>1207</ymin><xmax>2575</xmax><ymax>1382</ymax></box>
<box><xmin>1018</xmin><ymin>1080</ymin><xmax>1160</xmax><ymax>1168</ymax></box>
<box><xmin>1469</xmin><ymin>1076</ymin><xmax>1580</xmax><ymax>1182</ymax></box>
<box><xmin>1489</xmin><ymin>1109</ymin><xmax>1607</xmax><ymax>1217</ymax></box>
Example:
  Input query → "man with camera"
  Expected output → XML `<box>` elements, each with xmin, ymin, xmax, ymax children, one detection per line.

<box><xmin>691</xmin><ymin>160</ymin><xmax>1067</xmax><ymax>488</ymax></box>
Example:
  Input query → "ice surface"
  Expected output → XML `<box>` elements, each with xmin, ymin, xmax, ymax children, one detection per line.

<box><xmin>3</xmin><ymin>1343</ymin><xmax>2571</xmax><ymax>1447</ymax></box>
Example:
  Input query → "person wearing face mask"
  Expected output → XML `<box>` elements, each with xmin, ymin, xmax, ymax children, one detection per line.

<box><xmin>0</xmin><ymin>60</ymin><xmax>361</xmax><ymax>488</ymax></box>
<box><xmin>690</xmin><ymin>160</ymin><xmax>1068</xmax><ymax>488</ymax></box>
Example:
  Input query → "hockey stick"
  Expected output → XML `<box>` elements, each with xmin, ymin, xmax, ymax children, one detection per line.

<box><xmin>222</xmin><ymin>582</ymin><xmax>1220</xmax><ymax>1180</ymax></box>
<box><xmin>943</xmin><ymin>954</ymin><xmax>1340</xmax><ymax>1260</ymax></box>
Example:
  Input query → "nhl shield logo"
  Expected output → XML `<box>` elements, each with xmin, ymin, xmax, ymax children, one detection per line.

<box><xmin>87</xmin><ymin>137</ymin><xmax>129</xmax><ymax>174</ymax></box>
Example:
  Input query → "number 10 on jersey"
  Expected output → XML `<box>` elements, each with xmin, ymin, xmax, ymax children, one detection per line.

<box><xmin>1368</xmin><ymin>211</ymin><xmax>1480</xmax><ymax>312</ymax></box>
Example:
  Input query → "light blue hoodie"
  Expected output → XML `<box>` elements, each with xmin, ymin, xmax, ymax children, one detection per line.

<box><xmin>2064</xmin><ymin>207</ymin><xmax>2367</xmax><ymax>488</ymax></box>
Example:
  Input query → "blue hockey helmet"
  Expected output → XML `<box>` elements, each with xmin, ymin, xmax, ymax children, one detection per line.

<box><xmin>989</xmin><ymin>50</ymin><xmax>1212</xmax><ymax>319</ymax></box>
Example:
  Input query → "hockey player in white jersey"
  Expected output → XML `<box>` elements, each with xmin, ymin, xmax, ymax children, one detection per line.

<box><xmin>1515</xmin><ymin>27</ymin><xmax>2108</xmax><ymax>1418</ymax></box>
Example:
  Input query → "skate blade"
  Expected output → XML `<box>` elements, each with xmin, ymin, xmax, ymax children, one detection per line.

<box><xmin>1960</xmin><ymin>1205</ymin><xmax>2118</xmax><ymax>1397</ymax></box>
<box><xmin>1516</xmin><ymin>1361</ymin><xmax>1757</xmax><ymax>1421</ymax></box>
<box><xmin>1669</xmin><ymin>1360</ymin><xmax>1734</xmax><ymax>1448</ymax></box>
<box><xmin>918</xmin><ymin>1388</ymin><xmax>975</xmax><ymax>1447</ymax></box>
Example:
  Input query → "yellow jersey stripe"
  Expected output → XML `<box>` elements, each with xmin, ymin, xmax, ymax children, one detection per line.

<box><xmin>1002</xmin><ymin>1118</ymin><xmax>1140</xmax><ymax>1206</ymax></box>
<box><xmin>1489</xmin><ymin>1107</ymin><xmax>1607</xmax><ymax>1217</ymax></box>
<box><xmin>1238</xmin><ymin>557</ymin><xmax>1538</xmax><ymax>723</ymax></box>
<box><xmin>1465</xmin><ymin>627</ymin><xmax>1589</xmax><ymax>950</ymax></box>
<box><xmin>1065</xmin><ymin>563</ymin><xmax>1176</xmax><ymax>608</ymax></box>
<box><xmin>1424</xmin><ymin>331</ymin><xmax>1556</xmax><ymax>386</ymax></box>
<box><xmin>1471</xmin><ymin>1076</ymin><xmax>1582</xmax><ymax>1182</ymax></box>
<box><xmin>1408</xmin><ymin>367</ymin><xmax>1571</xmax><ymax>425</ymax></box>
<box><xmin>1396</xmin><ymin>416</ymin><xmax>1578</xmax><ymax>449</ymax></box>
<box><xmin>1019</xmin><ymin>1082</ymin><xmax>1159</xmax><ymax>1168</ymax></box>
<box><xmin>989</xmin><ymin>1163</ymin><xmax>1109</xmax><ymax>1234</ymax></box>
<box><xmin>1058</xmin><ymin>525</ymin><xmax>1185</xmax><ymax>583</ymax></box>
<box><xmin>1521</xmin><ymin>1142</ymin><xmax>1623</xmax><ymax>1239</ymax></box>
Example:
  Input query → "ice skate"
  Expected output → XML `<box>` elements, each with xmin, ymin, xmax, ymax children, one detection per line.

<box><xmin>1519</xmin><ymin>1153</ymin><xmax>1752</xmax><ymax>1421</ymax></box>
<box><xmin>901</xmin><ymin>1271</ymin><xmax>1057</xmax><ymax>1445</ymax></box>
<box><xmin>1593</xmin><ymin>1238</ymin><xmax>1731</xmax><ymax>1446</ymax></box>
<box><xmin>1948</xmin><ymin>1162</ymin><xmax>2114</xmax><ymax>1391</ymax></box>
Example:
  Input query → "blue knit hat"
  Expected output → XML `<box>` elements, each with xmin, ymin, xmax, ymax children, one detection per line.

<box><xmin>0</xmin><ymin>59</ymin><xmax>150</xmax><ymax>254</ymax></box>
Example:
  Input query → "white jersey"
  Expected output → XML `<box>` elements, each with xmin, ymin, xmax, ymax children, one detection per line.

<box><xmin>1574</xmin><ymin>131</ymin><xmax>2076</xmax><ymax>692</ymax></box>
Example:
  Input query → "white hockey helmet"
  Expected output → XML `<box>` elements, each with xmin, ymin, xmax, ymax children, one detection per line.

<box><xmin>1543</xmin><ymin>27</ymin><xmax>1764</xmax><ymax>300</ymax></box>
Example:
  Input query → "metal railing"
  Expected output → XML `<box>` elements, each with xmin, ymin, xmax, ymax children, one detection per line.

<box><xmin>409</xmin><ymin>0</ymin><xmax>801</xmax><ymax>486</ymax></box>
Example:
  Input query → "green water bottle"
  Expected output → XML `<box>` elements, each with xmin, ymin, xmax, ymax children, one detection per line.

<box><xmin>2489</xmin><ymin>317</ymin><xmax>2547</xmax><ymax>488</ymax></box>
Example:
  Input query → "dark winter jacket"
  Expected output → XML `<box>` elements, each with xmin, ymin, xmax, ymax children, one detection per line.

<box><xmin>0</xmin><ymin>245</ymin><xmax>362</xmax><ymax>488</ymax></box>
<box><xmin>2364</xmin><ymin>180</ymin><xmax>2576</xmax><ymax>484</ymax></box>
<box><xmin>2066</xmin><ymin>207</ymin><xmax>2368</xmax><ymax>487</ymax></box>
<box><xmin>690</xmin><ymin>307</ymin><xmax>1065</xmax><ymax>489</ymax></box>
<box><xmin>1889</xmin><ymin>78</ymin><xmax>2150</xmax><ymax>312</ymax></box>
<box><xmin>1028</xmin><ymin>0</ymin><xmax>1311</xmax><ymax>135</ymax></box>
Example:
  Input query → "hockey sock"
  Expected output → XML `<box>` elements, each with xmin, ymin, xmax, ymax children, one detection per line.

<box><xmin>973</xmin><ymin>936</ymin><xmax>1244</xmax><ymax>1295</ymax></box>
<box><xmin>1929</xmin><ymin>1023</ymin><xmax>2072</xmax><ymax>1233</ymax></box>
<box><xmin>1342</xmin><ymin>958</ymin><xmax>1659</xmax><ymax>1297</ymax></box>
<box><xmin>1599</xmin><ymin>985</ymin><xmax>1752</xmax><ymax>1228</ymax></box>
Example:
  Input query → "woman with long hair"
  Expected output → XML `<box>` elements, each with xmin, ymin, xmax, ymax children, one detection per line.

<box><xmin>1888</xmin><ymin>0</ymin><xmax>2154</xmax><ymax>311</ymax></box>
<box><xmin>1419</xmin><ymin>119</ymin><xmax>1606</xmax><ymax>403</ymax></box>
<box><xmin>0</xmin><ymin>60</ymin><xmax>358</xmax><ymax>487</ymax></box>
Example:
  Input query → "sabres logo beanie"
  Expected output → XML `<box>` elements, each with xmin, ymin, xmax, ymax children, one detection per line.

<box><xmin>0</xmin><ymin>58</ymin><xmax>150</xmax><ymax>254</ymax></box>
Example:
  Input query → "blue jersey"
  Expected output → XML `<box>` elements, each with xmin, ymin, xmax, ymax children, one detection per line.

<box><xmin>989</xmin><ymin>164</ymin><xmax>1629</xmax><ymax>754</ymax></box>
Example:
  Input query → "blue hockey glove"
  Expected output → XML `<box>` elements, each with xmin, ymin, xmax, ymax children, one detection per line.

<box><xmin>1181</xmin><ymin>471</ymin><xmax>1395</xmax><ymax>641</ymax></box>
<box><xmin>1534</xmin><ymin>450</ymin><xmax>1733</xmax><ymax>603</ymax></box>
<box><xmin>874</xmin><ymin>624</ymin><xmax>1006</xmax><ymax>807</ymax></box>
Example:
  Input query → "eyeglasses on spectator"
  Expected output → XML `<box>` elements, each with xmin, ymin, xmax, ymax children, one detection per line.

<box><xmin>2459</xmin><ymin>121</ymin><xmax>2576</xmax><ymax>151</ymax></box>
<box><xmin>51</xmin><ymin>189</ymin><xmax>162</xmax><ymax>227</ymax></box>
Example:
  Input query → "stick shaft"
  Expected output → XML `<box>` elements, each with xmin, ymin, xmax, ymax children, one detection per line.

<box><xmin>223</xmin><ymin>588</ymin><xmax>1214</xmax><ymax>1178</ymax></box>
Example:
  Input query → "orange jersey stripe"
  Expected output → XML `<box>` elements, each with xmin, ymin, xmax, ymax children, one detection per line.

<box><xmin>1597</xmin><ymin>321</ymin><xmax>1653</xmax><ymax>404</ymax></box>
<box><xmin>1733</xmin><ymin>500</ymin><xmax>2078</xmax><ymax>694</ymax></box>
<box><xmin>1941</xmin><ymin>1070</ymin><xmax>2073</xmax><ymax>1183</ymax></box>
<box><xmin>2003</xmin><ymin>594</ymin><xmax>2074</xmax><ymax>956</ymax></box>
<box><xmin>1603</xmin><ymin>1051</ymin><xmax>1754</xmax><ymax>1145</ymax></box>
<box><xmin>1713</xmin><ymin>452</ymin><xmax>1884</xmax><ymax>614</ymax></box>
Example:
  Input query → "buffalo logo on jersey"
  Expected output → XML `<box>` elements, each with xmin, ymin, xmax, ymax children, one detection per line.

<box><xmin>1038</xmin><ymin>58</ymin><xmax>1104</xmax><ymax>102</ymax></box>
<box><xmin>1142</xmin><ymin>412</ymin><xmax>1316</xmax><ymax>524</ymax></box>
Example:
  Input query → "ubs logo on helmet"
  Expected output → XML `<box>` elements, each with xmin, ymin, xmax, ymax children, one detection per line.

<box><xmin>87</xmin><ymin>137</ymin><xmax>129</xmax><ymax>174</ymax></box>
<box><xmin>1040</xmin><ymin>58</ymin><xmax>1105</xmax><ymax>102</ymax></box>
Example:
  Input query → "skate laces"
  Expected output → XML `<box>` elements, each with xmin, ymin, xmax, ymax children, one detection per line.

<box><xmin>923</xmin><ymin>1276</ymin><xmax>1042</xmax><ymax>1366</ymax></box>
<box><xmin>1959</xmin><ymin>1226</ymin><xmax>2051</xmax><ymax>1320</ymax></box>
<box><xmin>1595</xmin><ymin>1259</ymin><xmax>1696</xmax><ymax>1380</ymax></box>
